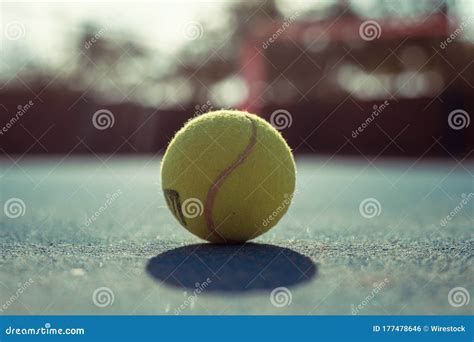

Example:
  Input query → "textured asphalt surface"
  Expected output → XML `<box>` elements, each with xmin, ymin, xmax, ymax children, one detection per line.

<box><xmin>0</xmin><ymin>157</ymin><xmax>472</xmax><ymax>315</ymax></box>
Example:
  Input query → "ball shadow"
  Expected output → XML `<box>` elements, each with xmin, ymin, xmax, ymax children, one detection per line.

<box><xmin>146</xmin><ymin>243</ymin><xmax>317</xmax><ymax>292</ymax></box>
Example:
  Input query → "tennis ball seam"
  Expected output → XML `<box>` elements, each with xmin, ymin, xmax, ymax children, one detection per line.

<box><xmin>203</xmin><ymin>114</ymin><xmax>257</xmax><ymax>242</ymax></box>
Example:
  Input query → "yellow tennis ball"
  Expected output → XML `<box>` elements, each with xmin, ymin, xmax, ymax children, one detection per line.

<box><xmin>161</xmin><ymin>110</ymin><xmax>296</xmax><ymax>243</ymax></box>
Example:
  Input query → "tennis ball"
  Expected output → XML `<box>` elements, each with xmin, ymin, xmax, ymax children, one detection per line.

<box><xmin>161</xmin><ymin>110</ymin><xmax>296</xmax><ymax>243</ymax></box>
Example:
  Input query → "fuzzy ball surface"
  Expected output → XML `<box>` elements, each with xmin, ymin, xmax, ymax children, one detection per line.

<box><xmin>161</xmin><ymin>110</ymin><xmax>296</xmax><ymax>243</ymax></box>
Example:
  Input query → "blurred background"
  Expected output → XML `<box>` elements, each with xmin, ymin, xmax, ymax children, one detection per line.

<box><xmin>1</xmin><ymin>0</ymin><xmax>473</xmax><ymax>158</ymax></box>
